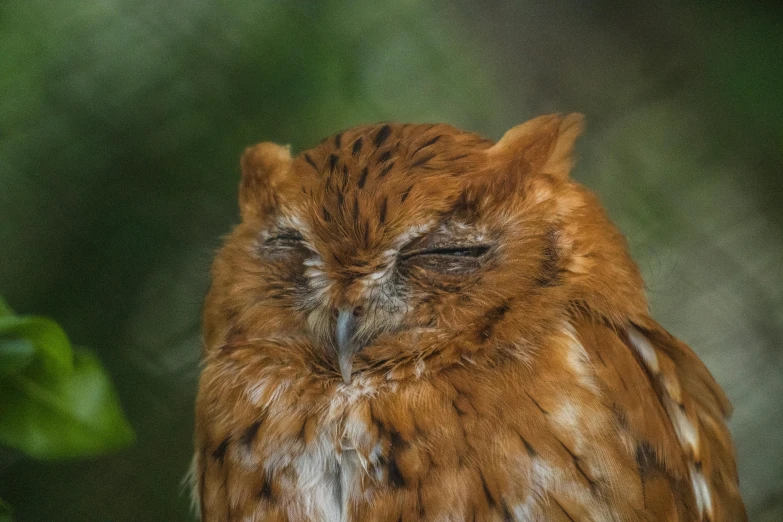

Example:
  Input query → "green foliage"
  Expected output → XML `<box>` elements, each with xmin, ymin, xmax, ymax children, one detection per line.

<box><xmin>0</xmin><ymin>316</ymin><xmax>72</xmax><ymax>377</ymax></box>
<box><xmin>0</xmin><ymin>295</ymin><xmax>135</xmax><ymax>460</ymax></box>
<box><xmin>0</xmin><ymin>338</ymin><xmax>35</xmax><ymax>377</ymax></box>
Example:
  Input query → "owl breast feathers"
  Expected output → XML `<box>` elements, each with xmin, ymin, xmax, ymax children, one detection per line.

<box><xmin>194</xmin><ymin>115</ymin><xmax>746</xmax><ymax>521</ymax></box>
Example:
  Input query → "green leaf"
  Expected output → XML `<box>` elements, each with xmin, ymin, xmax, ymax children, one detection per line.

<box><xmin>0</xmin><ymin>316</ymin><xmax>73</xmax><ymax>375</ymax></box>
<box><xmin>0</xmin><ymin>338</ymin><xmax>36</xmax><ymax>375</ymax></box>
<box><xmin>0</xmin><ymin>347</ymin><xmax>135</xmax><ymax>459</ymax></box>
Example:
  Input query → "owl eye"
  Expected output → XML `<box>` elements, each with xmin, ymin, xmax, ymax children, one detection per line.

<box><xmin>264</xmin><ymin>230</ymin><xmax>304</xmax><ymax>247</ymax></box>
<box><xmin>399</xmin><ymin>245</ymin><xmax>489</xmax><ymax>259</ymax></box>
<box><xmin>400</xmin><ymin>244</ymin><xmax>490</xmax><ymax>274</ymax></box>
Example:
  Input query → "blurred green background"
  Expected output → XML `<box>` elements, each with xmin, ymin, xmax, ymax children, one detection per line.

<box><xmin>1</xmin><ymin>1</ymin><xmax>781</xmax><ymax>520</ymax></box>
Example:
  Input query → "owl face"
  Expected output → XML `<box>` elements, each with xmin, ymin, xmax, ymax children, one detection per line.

<box><xmin>204</xmin><ymin>115</ymin><xmax>645</xmax><ymax>384</ymax></box>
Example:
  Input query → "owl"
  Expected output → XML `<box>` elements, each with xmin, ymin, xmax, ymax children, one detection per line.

<box><xmin>193</xmin><ymin>114</ymin><xmax>746</xmax><ymax>521</ymax></box>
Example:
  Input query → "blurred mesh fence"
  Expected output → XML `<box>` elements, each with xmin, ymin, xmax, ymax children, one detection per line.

<box><xmin>1</xmin><ymin>1</ymin><xmax>781</xmax><ymax>520</ymax></box>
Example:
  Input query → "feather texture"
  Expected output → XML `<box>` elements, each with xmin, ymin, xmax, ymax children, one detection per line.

<box><xmin>194</xmin><ymin>115</ymin><xmax>746</xmax><ymax>521</ymax></box>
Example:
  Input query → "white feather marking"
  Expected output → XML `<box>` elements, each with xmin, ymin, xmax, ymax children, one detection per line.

<box><xmin>304</xmin><ymin>263</ymin><xmax>331</xmax><ymax>295</ymax></box>
<box><xmin>520</xmin><ymin>457</ymin><xmax>610</xmax><ymax>521</ymax></box>
<box><xmin>335</xmin><ymin>397</ymin><xmax>380</xmax><ymax>520</ymax></box>
<box><xmin>334</xmin><ymin>375</ymin><xmax>379</xmax><ymax>405</ymax></box>
<box><xmin>264</xmin><ymin>380</ymin><xmax>290</xmax><ymax>409</ymax></box>
<box><xmin>381</xmin><ymin>248</ymin><xmax>398</xmax><ymax>260</ymax></box>
<box><xmin>667</xmin><ymin>402</ymin><xmax>700</xmax><ymax>455</ymax></box>
<box><xmin>414</xmin><ymin>358</ymin><xmax>427</xmax><ymax>378</ymax></box>
<box><xmin>346</xmin><ymin>225</ymin><xmax>429</xmax><ymax>295</ymax></box>
<box><xmin>303</xmin><ymin>257</ymin><xmax>325</xmax><ymax>268</ymax></box>
<box><xmin>276</xmin><ymin>214</ymin><xmax>311</xmax><ymax>236</ymax></box>
<box><xmin>368</xmin><ymin>442</ymin><xmax>384</xmax><ymax>482</ymax></box>
<box><xmin>509</xmin><ymin>496</ymin><xmax>538</xmax><ymax>521</ymax></box>
<box><xmin>289</xmin><ymin>432</ymin><xmax>343</xmax><ymax>522</ymax></box>
<box><xmin>626</xmin><ymin>326</ymin><xmax>712</xmax><ymax>518</ymax></box>
<box><xmin>563</xmin><ymin>323</ymin><xmax>600</xmax><ymax>394</ymax></box>
<box><xmin>550</xmin><ymin>401</ymin><xmax>582</xmax><ymax>433</ymax></box>
<box><xmin>184</xmin><ymin>454</ymin><xmax>200</xmax><ymax>518</ymax></box>
<box><xmin>392</xmin><ymin>223</ymin><xmax>433</xmax><ymax>249</ymax></box>
<box><xmin>339</xmin><ymin>450</ymin><xmax>364</xmax><ymax>522</ymax></box>
<box><xmin>626</xmin><ymin>326</ymin><xmax>660</xmax><ymax>373</ymax></box>
<box><xmin>246</xmin><ymin>379</ymin><xmax>270</xmax><ymax>405</ymax></box>
<box><xmin>689</xmin><ymin>464</ymin><xmax>714</xmax><ymax>518</ymax></box>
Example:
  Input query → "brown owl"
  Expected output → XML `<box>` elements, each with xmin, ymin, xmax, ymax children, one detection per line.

<box><xmin>193</xmin><ymin>114</ymin><xmax>746</xmax><ymax>521</ymax></box>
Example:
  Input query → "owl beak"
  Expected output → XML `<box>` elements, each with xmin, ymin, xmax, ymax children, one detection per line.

<box><xmin>336</xmin><ymin>308</ymin><xmax>360</xmax><ymax>384</ymax></box>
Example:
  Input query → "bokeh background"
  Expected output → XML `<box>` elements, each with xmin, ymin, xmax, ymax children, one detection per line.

<box><xmin>1</xmin><ymin>1</ymin><xmax>781</xmax><ymax>520</ymax></box>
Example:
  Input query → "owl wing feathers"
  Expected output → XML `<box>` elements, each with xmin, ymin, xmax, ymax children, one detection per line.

<box><xmin>575</xmin><ymin>316</ymin><xmax>745</xmax><ymax>521</ymax></box>
<box><xmin>630</xmin><ymin>319</ymin><xmax>745</xmax><ymax>522</ymax></box>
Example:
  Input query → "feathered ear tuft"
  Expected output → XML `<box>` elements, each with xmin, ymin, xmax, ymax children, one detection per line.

<box><xmin>490</xmin><ymin>113</ymin><xmax>584</xmax><ymax>179</ymax></box>
<box><xmin>239</xmin><ymin>142</ymin><xmax>293</xmax><ymax>221</ymax></box>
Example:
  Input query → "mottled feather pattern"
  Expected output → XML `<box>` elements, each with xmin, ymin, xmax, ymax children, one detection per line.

<box><xmin>195</xmin><ymin>115</ymin><xmax>746</xmax><ymax>521</ymax></box>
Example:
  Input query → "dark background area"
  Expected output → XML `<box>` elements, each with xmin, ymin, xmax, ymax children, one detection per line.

<box><xmin>1</xmin><ymin>1</ymin><xmax>781</xmax><ymax>520</ymax></box>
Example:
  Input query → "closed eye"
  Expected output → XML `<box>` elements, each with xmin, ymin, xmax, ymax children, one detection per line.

<box><xmin>265</xmin><ymin>229</ymin><xmax>304</xmax><ymax>246</ymax></box>
<box><xmin>400</xmin><ymin>245</ymin><xmax>490</xmax><ymax>260</ymax></box>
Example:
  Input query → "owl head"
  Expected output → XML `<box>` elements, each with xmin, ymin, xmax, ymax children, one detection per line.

<box><xmin>204</xmin><ymin>114</ymin><xmax>648</xmax><ymax>384</ymax></box>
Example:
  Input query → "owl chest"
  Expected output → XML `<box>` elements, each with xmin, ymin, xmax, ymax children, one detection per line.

<box><xmin>261</xmin><ymin>350</ymin><xmax>620</xmax><ymax>521</ymax></box>
<box><xmin>283</xmin><ymin>396</ymin><xmax>381</xmax><ymax>522</ymax></box>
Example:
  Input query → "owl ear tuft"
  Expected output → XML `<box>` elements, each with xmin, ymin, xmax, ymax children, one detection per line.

<box><xmin>239</xmin><ymin>142</ymin><xmax>293</xmax><ymax>221</ymax></box>
<box><xmin>490</xmin><ymin>113</ymin><xmax>584</xmax><ymax>179</ymax></box>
